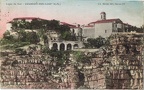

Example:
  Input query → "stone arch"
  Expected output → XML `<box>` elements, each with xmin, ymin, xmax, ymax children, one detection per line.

<box><xmin>60</xmin><ymin>43</ymin><xmax>65</xmax><ymax>51</ymax></box>
<box><xmin>73</xmin><ymin>44</ymin><xmax>79</xmax><ymax>49</ymax></box>
<box><xmin>53</xmin><ymin>43</ymin><xmax>58</xmax><ymax>50</ymax></box>
<box><xmin>67</xmin><ymin>43</ymin><xmax>72</xmax><ymax>50</ymax></box>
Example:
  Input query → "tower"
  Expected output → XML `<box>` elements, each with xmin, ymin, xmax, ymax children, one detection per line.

<box><xmin>100</xmin><ymin>12</ymin><xmax>106</xmax><ymax>20</ymax></box>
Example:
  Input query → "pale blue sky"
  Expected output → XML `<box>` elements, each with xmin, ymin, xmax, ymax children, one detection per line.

<box><xmin>0</xmin><ymin>0</ymin><xmax>144</xmax><ymax>36</ymax></box>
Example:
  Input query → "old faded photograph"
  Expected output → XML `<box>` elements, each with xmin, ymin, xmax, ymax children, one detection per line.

<box><xmin>0</xmin><ymin>0</ymin><xmax>144</xmax><ymax>89</ymax></box>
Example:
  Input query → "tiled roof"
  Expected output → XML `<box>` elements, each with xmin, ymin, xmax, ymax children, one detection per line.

<box><xmin>13</xmin><ymin>17</ymin><xmax>40</xmax><ymax>20</ymax></box>
<box><xmin>7</xmin><ymin>17</ymin><xmax>48</xmax><ymax>23</ymax></box>
<box><xmin>60</xmin><ymin>22</ymin><xmax>78</xmax><ymax>28</ymax></box>
<box><xmin>7</xmin><ymin>21</ymin><xmax>13</xmax><ymax>23</ymax></box>
<box><xmin>89</xmin><ymin>18</ymin><xmax>121</xmax><ymax>24</ymax></box>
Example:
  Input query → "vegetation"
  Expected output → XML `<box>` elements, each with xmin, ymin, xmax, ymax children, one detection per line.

<box><xmin>84</xmin><ymin>36</ymin><xmax>109</xmax><ymax>48</ymax></box>
<box><xmin>42</xmin><ymin>50</ymin><xmax>91</xmax><ymax>67</ymax></box>
<box><xmin>15</xmin><ymin>48</ymin><xmax>27</xmax><ymax>55</ymax></box>
<box><xmin>41</xmin><ymin>46</ymin><xmax>70</xmax><ymax>66</ymax></box>
<box><xmin>0</xmin><ymin>30</ymin><xmax>39</xmax><ymax>49</ymax></box>
<box><xmin>2</xmin><ymin>42</ymin><xmax>30</xmax><ymax>50</ymax></box>
<box><xmin>0</xmin><ymin>19</ymin><xmax>78</xmax><ymax>50</ymax></box>
<box><xmin>10</xmin><ymin>19</ymin><xmax>75</xmax><ymax>41</ymax></box>
<box><xmin>73</xmin><ymin>51</ymin><xmax>91</xmax><ymax>64</ymax></box>
<box><xmin>126</xmin><ymin>26</ymin><xmax>144</xmax><ymax>33</ymax></box>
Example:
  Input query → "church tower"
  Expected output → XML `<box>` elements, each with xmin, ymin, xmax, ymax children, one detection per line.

<box><xmin>100</xmin><ymin>12</ymin><xmax>106</xmax><ymax>20</ymax></box>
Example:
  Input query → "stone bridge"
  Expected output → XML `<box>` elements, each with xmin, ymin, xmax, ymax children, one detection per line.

<box><xmin>49</xmin><ymin>41</ymin><xmax>84</xmax><ymax>51</ymax></box>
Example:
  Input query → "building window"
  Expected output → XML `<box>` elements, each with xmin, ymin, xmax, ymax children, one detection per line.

<box><xmin>72</xmin><ymin>29</ymin><xmax>75</xmax><ymax>33</ymax></box>
<box><xmin>54</xmin><ymin>38</ymin><xmax>56</xmax><ymax>40</ymax></box>
<box><xmin>105</xmin><ymin>30</ymin><xmax>107</xmax><ymax>33</ymax></box>
<box><xmin>112</xmin><ymin>23</ymin><xmax>114</xmax><ymax>28</ymax></box>
<box><xmin>115</xmin><ymin>24</ymin><xmax>117</xmax><ymax>28</ymax></box>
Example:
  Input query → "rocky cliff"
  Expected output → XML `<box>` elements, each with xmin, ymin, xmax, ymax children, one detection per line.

<box><xmin>0</xmin><ymin>33</ymin><xmax>143</xmax><ymax>89</ymax></box>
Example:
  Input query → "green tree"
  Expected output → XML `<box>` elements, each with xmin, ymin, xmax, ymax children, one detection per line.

<box><xmin>25</xmin><ymin>21</ymin><xmax>31</xmax><ymax>29</ymax></box>
<box><xmin>87</xmin><ymin>36</ymin><xmax>106</xmax><ymax>48</ymax></box>
<box><xmin>17</xmin><ymin>30</ymin><xmax>27</xmax><ymax>42</ymax></box>
<box><xmin>27</xmin><ymin>31</ymin><xmax>40</xmax><ymax>44</ymax></box>
<box><xmin>1</xmin><ymin>30</ymin><xmax>14</xmax><ymax>44</ymax></box>
<box><xmin>31</xmin><ymin>19</ymin><xmax>42</xmax><ymax>29</ymax></box>
<box><xmin>59</xmin><ymin>25</ymin><xmax>73</xmax><ymax>40</ymax></box>
<box><xmin>18</xmin><ymin>19</ymin><xmax>26</xmax><ymax>29</ymax></box>
<box><xmin>73</xmin><ymin>51</ymin><xmax>91</xmax><ymax>64</ymax></box>
<box><xmin>41</xmin><ymin>20</ymin><xmax>50</xmax><ymax>30</ymax></box>
<box><xmin>3</xmin><ymin>30</ymin><xmax>11</xmax><ymax>40</ymax></box>
<box><xmin>96</xmin><ymin>36</ymin><xmax>106</xmax><ymax>48</ymax></box>
<box><xmin>49</xmin><ymin>19</ymin><xmax>59</xmax><ymax>30</ymax></box>
<box><xmin>11</xmin><ymin>21</ymin><xmax>18</xmax><ymax>30</ymax></box>
<box><xmin>43</xmin><ymin>34</ymin><xmax>48</xmax><ymax>44</ymax></box>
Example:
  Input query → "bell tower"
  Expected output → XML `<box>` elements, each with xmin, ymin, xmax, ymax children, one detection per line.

<box><xmin>100</xmin><ymin>12</ymin><xmax>106</xmax><ymax>20</ymax></box>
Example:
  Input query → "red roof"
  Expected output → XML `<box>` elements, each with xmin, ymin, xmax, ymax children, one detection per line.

<box><xmin>60</xmin><ymin>22</ymin><xmax>78</xmax><ymax>28</ymax></box>
<box><xmin>7</xmin><ymin>21</ymin><xmax>13</xmax><ymax>23</ymax></box>
<box><xmin>89</xmin><ymin>18</ymin><xmax>121</xmax><ymax>24</ymax></box>
<box><xmin>7</xmin><ymin>17</ymin><xmax>49</xmax><ymax>23</ymax></box>
<box><xmin>13</xmin><ymin>17</ymin><xmax>40</xmax><ymax>20</ymax></box>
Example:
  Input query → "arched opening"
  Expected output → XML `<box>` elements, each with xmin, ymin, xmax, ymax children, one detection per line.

<box><xmin>52</xmin><ymin>43</ymin><xmax>58</xmax><ymax>50</ymax></box>
<box><xmin>60</xmin><ymin>43</ymin><xmax>65</xmax><ymax>51</ymax></box>
<box><xmin>73</xmin><ymin>44</ymin><xmax>79</xmax><ymax>49</ymax></box>
<box><xmin>67</xmin><ymin>44</ymin><xmax>72</xmax><ymax>50</ymax></box>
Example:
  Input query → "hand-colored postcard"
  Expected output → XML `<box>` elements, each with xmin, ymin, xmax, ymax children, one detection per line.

<box><xmin>0</xmin><ymin>0</ymin><xmax>143</xmax><ymax>89</ymax></box>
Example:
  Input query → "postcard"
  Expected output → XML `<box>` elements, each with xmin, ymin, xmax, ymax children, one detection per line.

<box><xmin>0</xmin><ymin>0</ymin><xmax>144</xmax><ymax>89</ymax></box>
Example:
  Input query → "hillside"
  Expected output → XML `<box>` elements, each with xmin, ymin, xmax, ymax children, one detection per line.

<box><xmin>0</xmin><ymin>33</ymin><xmax>143</xmax><ymax>89</ymax></box>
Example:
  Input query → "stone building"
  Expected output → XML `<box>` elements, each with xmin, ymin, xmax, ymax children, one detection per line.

<box><xmin>49</xmin><ymin>41</ymin><xmax>84</xmax><ymax>51</ymax></box>
<box><xmin>60</xmin><ymin>22</ymin><xmax>83</xmax><ymax>41</ymax></box>
<box><xmin>82</xmin><ymin>12</ymin><xmax>134</xmax><ymax>40</ymax></box>
<box><xmin>6</xmin><ymin>12</ymin><xmax>139</xmax><ymax>51</ymax></box>
<box><xmin>6</xmin><ymin>17</ymin><xmax>84</xmax><ymax>51</ymax></box>
<box><xmin>44</xmin><ymin>22</ymin><xmax>84</xmax><ymax>50</ymax></box>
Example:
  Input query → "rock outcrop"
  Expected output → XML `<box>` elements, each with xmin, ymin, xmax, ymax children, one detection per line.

<box><xmin>0</xmin><ymin>33</ymin><xmax>143</xmax><ymax>89</ymax></box>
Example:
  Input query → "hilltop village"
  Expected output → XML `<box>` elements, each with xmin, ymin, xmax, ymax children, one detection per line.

<box><xmin>0</xmin><ymin>12</ymin><xmax>143</xmax><ymax>89</ymax></box>
<box><xmin>5</xmin><ymin>12</ymin><xmax>143</xmax><ymax>51</ymax></box>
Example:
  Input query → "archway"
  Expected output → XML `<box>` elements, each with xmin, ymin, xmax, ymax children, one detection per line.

<box><xmin>60</xmin><ymin>43</ymin><xmax>65</xmax><ymax>51</ymax></box>
<box><xmin>67</xmin><ymin>44</ymin><xmax>72</xmax><ymax>50</ymax></box>
<box><xmin>52</xmin><ymin>43</ymin><xmax>58</xmax><ymax>50</ymax></box>
<box><xmin>73</xmin><ymin>44</ymin><xmax>79</xmax><ymax>49</ymax></box>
